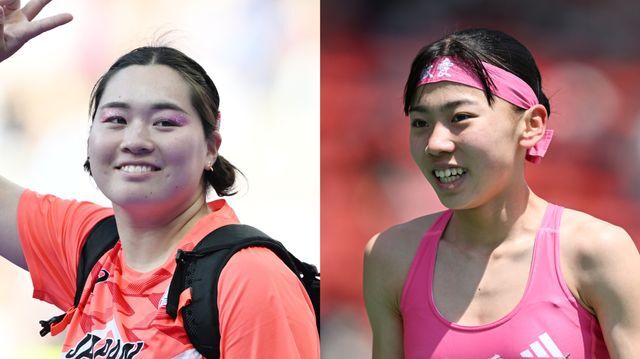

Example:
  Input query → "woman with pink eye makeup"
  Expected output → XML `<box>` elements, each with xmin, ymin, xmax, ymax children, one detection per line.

<box><xmin>0</xmin><ymin>1</ymin><xmax>319</xmax><ymax>358</ymax></box>
<box><xmin>363</xmin><ymin>28</ymin><xmax>640</xmax><ymax>358</ymax></box>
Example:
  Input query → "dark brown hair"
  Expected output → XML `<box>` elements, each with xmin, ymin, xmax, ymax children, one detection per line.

<box><xmin>404</xmin><ymin>28</ymin><xmax>551</xmax><ymax>117</ymax></box>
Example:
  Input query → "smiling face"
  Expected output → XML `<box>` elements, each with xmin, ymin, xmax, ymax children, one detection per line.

<box><xmin>88</xmin><ymin>64</ymin><xmax>217</xmax><ymax>212</ymax></box>
<box><xmin>409</xmin><ymin>82</ymin><xmax>526</xmax><ymax>210</ymax></box>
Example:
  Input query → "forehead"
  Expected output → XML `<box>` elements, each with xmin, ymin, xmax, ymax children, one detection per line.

<box><xmin>412</xmin><ymin>82</ymin><xmax>486</xmax><ymax>109</ymax></box>
<box><xmin>411</xmin><ymin>82</ymin><xmax>513</xmax><ymax>113</ymax></box>
<box><xmin>99</xmin><ymin>64</ymin><xmax>193</xmax><ymax>108</ymax></box>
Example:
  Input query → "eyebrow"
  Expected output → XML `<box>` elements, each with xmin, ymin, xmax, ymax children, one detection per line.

<box><xmin>408</xmin><ymin>99</ymin><xmax>479</xmax><ymax>114</ymax></box>
<box><xmin>99</xmin><ymin>101</ymin><xmax>189</xmax><ymax>114</ymax></box>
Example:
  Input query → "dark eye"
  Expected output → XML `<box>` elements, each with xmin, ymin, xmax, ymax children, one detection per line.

<box><xmin>106</xmin><ymin>116</ymin><xmax>127</xmax><ymax>125</ymax></box>
<box><xmin>452</xmin><ymin>113</ymin><xmax>473</xmax><ymax>123</ymax></box>
<box><xmin>155</xmin><ymin>119</ymin><xmax>179</xmax><ymax>127</ymax></box>
<box><xmin>411</xmin><ymin>119</ymin><xmax>429</xmax><ymax>128</ymax></box>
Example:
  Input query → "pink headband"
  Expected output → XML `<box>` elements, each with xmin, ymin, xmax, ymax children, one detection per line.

<box><xmin>417</xmin><ymin>56</ymin><xmax>553</xmax><ymax>164</ymax></box>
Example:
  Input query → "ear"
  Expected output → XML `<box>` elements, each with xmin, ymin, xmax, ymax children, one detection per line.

<box><xmin>205</xmin><ymin>130</ymin><xmax>222</xmax><ymax>168</ymax></box>
<box><xmin>519</xmin><ymin>104</ymin><xmax>548</xmax><ymax>150</ymax></box>
<box><xmin>85</xmin><ymin>127</ymin><xmax>95</xmax><ymax>175</ymax></box>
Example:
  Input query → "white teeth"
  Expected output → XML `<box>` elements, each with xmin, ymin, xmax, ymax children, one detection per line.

<box><xmin>440</xmin><ymin>175</ymin><xmax>460</xmax><ymax>183</ymax></box>
<box><xmin>433</xmin><ymin>167</ymin><xmax>466</xmax><ymax>182</ymax></box>
<box><xmin>120</xmin><ymin>165</ymin><xmax>155</xmax><ymax>173</ymax></box>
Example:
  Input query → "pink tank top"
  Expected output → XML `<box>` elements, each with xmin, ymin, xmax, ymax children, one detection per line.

<box><xmin>400</xmin><ymin>204</ymin><xmax>610</xmax><ymax>358</ymax></box>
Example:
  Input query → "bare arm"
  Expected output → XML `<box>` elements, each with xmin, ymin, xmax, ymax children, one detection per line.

<box><xmin>576</xmin><ymin>223</ymin><xmax>640</xmax><ymax>358</ymax></box>
<box><xmin>0</xmin><ymin>176</ymin><xmax>26</xmax><ymax>268</ymax></box>
<box><xmin>0</xmin><ymin>0</ymin><xmax>71</xmax><ymax>267</ymax></box>
<box><xmin>363</xmin><ymin>233</ymin><xmax>405</xmax><ymax>359</ymax></box>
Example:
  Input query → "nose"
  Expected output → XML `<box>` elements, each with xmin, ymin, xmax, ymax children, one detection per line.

<box><xmin>119</xmin><ymin>122</ymin><xmax>154</xmax><ymax>154</ymax></box>
<box><xmin>425</xmin><ymin>121</ymin><xmax>455</xmax><ymax>156</ymax></box>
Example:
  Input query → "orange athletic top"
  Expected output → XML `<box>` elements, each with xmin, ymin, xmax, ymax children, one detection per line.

<box><xmin>17</xmin><ymin>189</ymin><xmax>319</xmax><ymax>358</ymax></box>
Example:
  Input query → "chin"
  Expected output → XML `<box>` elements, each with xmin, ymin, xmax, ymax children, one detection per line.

<box><xmin>435</xmin><ymin>193</ymin><xmax>475</xmax><ymax>211</ymax></box>
<box><xmin>108</xmin><ymin>194</ymin><xmax>164</xmax><ymax>209</ymax></box>
<box><xmin>438</xmin><ymin>201</ymin><xmax>467</xmax><ymax>211</ymax></box>
<box><xmin>102</xmin><ymin>186</ymin><xmax>168</xmax><ymax>205</ymax></box>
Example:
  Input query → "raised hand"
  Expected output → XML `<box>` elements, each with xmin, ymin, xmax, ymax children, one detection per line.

<box><xmin>0</xmin><ymin>0</ymin><xmax>72</xmax><ymax>62</ymax></box>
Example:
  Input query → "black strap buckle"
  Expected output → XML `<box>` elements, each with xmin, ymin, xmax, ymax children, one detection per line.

<box><xmin>39</xmin><ymin>313</ymin><xmax>66</xmax><ymax>337</ymax></box>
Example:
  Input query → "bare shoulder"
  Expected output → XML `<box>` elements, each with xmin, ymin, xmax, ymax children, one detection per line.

<box><xmin>364</xmin><ymin>214</ymin><xmax>445</xmax><ymax>359</ymax></box>
<box><xmin>559</xmin><ymin>207</ymin><xmax>638</xmax><ymax>308</ymax></box>
<box><xmin>560</xmin><ymin>208</ymin><xmax>637</xmax><ymax>263</ymax></box>
<box><xmin>365</xmin><ymin>212</ymin><xmax>444</xmax><ymax>267</ymax></box>
<box><xmin>560</xmin><ymin>209</ymin><xmax>640</xmax><ymax>300</ymax></box>
<box><xmin>559</xmin><ymin>208</ymin><xmax>640</xmax><ymax>353</ymax></box>
<box><xmin>364</xmin><ymin>212</ymin><xmax>445</xmax><ymax>299</ymax></box>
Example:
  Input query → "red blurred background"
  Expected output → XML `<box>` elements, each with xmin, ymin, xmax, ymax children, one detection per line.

<box><xmin>321</xmin><ymin>1</ymin><xmax>640</xmax><ymax>356</ymax></box>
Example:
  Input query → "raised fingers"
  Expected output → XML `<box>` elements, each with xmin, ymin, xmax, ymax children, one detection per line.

<box><xmin>20</xmin><ymin>12</ymin><xmax>71</xmax><ymax>41</ymax></box>
<box><xmin>21</xmin><ymin>0</ymin><xmax>51</xmax><ymax>21</ymax></box>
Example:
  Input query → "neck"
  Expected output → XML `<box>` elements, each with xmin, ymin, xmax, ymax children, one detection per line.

<box><xmin>112</xmin><ymin>195</ymin><xmax>211</xmax><ymax>272</ymax></box>
<box><xmin>446</xmin><ymin>181</ymin><xmax>547</xmax><ymax>251</ymax></box>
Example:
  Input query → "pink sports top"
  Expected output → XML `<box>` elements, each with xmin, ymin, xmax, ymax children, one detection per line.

<box><xmin>400</xmin><ymin>204</ymin><xmax>610</xmax><ymax>358</ymax></box>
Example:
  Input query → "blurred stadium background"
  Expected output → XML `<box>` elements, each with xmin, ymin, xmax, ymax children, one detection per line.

<box><xmin>0</xmin><ymin>0</ymin><xmax>318</xmax><ymax>356</ymax></box>
<box><xmin>321</xmin><ymin>0</ymin><xmax>640</xmax><ymax>357</ymax></box>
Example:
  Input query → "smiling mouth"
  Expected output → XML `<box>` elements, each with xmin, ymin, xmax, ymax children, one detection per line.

<box><xmin>433</xmin><ymin>167</ymin><xmax>467</xmax><ymax>183</ymax></box>
<box><xmin>117</xmin><ymin>165</ymin><xmax>160</xmax><ymax>173</ymax></box>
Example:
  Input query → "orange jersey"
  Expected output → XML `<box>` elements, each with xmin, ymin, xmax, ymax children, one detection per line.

<box><xmin>17</xmin><ymin>190</ymin><xmax>319</xmax><ymax>358</ymax></box>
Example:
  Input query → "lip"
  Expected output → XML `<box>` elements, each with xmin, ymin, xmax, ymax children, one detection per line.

<box><xmin>431</xmin><ymin>162</ymin><xmax>464</xmax><ymax>170</ymax></box>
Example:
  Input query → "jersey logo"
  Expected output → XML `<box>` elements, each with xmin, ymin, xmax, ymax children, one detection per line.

<box><xmin>96</xmin><ymin>269</ymin><xmax>110</xmax><ymax>283</ymax></box>
<box><xmin>64</xmin><ymin>333</ymin><xmax>143</xmax><ymax>358</ymax></box>
<box><xmin>488</xmin><ymin>332</ymin><xmax>569</xmax><ymax>359</ymax></box>
<box><xmin>64</xmin><ymin>319</ymin><xmax>144</xmax><ymax>358</ymax></box>
<box><xmin>519</xmin><ymin>332</ymin><xmax>567</xmax><ymax>358</ymax></box>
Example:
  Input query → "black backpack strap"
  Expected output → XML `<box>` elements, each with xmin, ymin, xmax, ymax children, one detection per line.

<box><xmin>74</xmin><ymin>216</ymin><xmax>120</xmax><ymax>304</ymax></box>
<box><xmin>166</xmin><ymin>224</ymin><xmax>306</xmax><ymax>359</ymax></box>
<box><xmin>39</xmin><ymin>215</ymin><xmax>119</xmax><ymax>336</ymax></box>
<box><xmin>286</xmin><ymin>251</ymin><xmax>320</xmax><ymax>331</ymax></box>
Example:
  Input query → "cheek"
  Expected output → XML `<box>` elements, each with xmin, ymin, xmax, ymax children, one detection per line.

<box><xmin>86</xmin><ymin>129</ymin><xmax>122</xmax><ymax>180</ymax></box>
<box><xmin>461</xmin><ymin>126</ymin><xmax>514</xmax><ymax>161</ymax></box>
<box><xmin>163</xmin><ymin>138</ymin><xmax>208</xmax><ymax>171</ymax></box>
<box><xmin>87</xmin><ymin>132</ymin><xmax>114</xmax><ymax>164</ymax></box>
<box><xmin>409</xmin><ymin>133</ymin><xmax>426</xmax><ymax>162</ymax></box>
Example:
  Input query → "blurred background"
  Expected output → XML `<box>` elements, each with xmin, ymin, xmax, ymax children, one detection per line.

<box><xmin>0</xmin><ymin>0</ymin><xmax>318</xmax><ymax>356</ymax></box>
<box><xmin>321</xmin><ymin>0</ymin><xmax>640</xmax><ymax>357</ymax></box>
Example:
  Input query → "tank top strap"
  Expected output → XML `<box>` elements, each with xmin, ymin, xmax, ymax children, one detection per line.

<box><xmin>526</xmin><ymin>203</ymin><xmax>567</xmax><ymax>301</ymax></box>
<box><xmin>540</xmin><ymin>202</ymin><xmax>563</xmax><ymax>232</ymax></box>
<box><xmin>400</xmin><ymin>210</ymin><xmax>453</xmax><ymax>311</ymax></box>
<box><xmin>532</xmin><ymin>203</ymin><xmax>563</xmax><ymax>275</ymax></box>
<box><xmin>428</xmin><ymin>210</ymin><xmax>454</xmax><ymax>234</ymax></box>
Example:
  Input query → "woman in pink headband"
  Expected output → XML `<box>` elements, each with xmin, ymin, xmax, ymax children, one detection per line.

<box><xmin>364</xmin><ymin>28</ymin><xmax>639</xmax><ymax>358</ymax></box>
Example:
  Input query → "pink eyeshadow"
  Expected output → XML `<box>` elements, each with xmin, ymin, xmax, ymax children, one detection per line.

<box><xmin>98</xmin><ymin>109</ymin><xmax>125</xmax><ymax>121</ymax></box>
<box><xmin>169</xmin><ymin>115</ymin><xmax>190</xmax><ymax>125</ymax></box>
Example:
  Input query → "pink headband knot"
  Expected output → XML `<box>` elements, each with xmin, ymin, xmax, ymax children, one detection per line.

<box><xmin>526</xmin><ymin>129</ymin><xmax>554</xmax><ymax>164</ymax></box>
<box><xmin>417</xmin><ymin>56</ymin><xmax>553</xmax><ymax>164</ymax></box>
